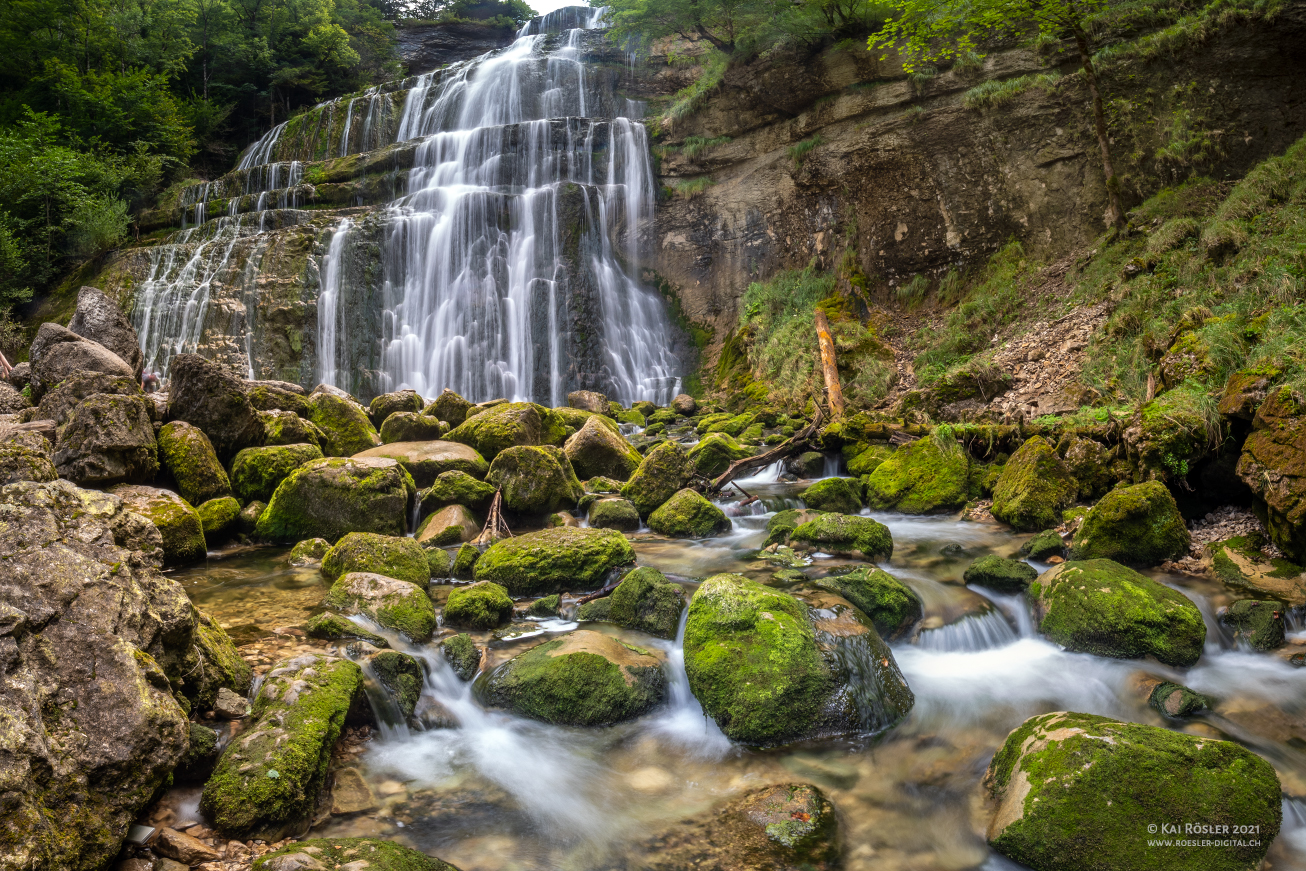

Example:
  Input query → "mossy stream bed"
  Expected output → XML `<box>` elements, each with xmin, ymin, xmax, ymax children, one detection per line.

<box><xmin>168</xmin><ymin>478</ymin><xmax>1306</xmax><ymax>871</ymax></box>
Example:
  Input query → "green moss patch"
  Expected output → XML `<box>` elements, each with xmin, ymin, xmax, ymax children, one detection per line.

<box><xmin>789</xmin><ymin>513</ymin><xmax>892</xmax><ymax>560</ymax></box>
<box><xmin>991</xmin><ymin>436</ymin><xmax>1076</xmax><ymax>532</ymax></box>
<box><xmin>474</xmin><ymin>527</ymin><xmax>635</xmax><ymax>596</ymax></box>
<box><xmin>444</xmin><ymin>581</ymin><xmax>514</xmax><ymax>630</ymax></box>
<box><xmin>322</xmin><ymin>532</ymin><xmax>429</xmax><ymax>585</ymax></box>
<box><xmin>1071</xmin><ymin>481</ymin><xmax>1190</xmax><ymax>566</ymax></box>
<box><xmin>648</xmin><ymin>488</ymin><xmax>731</xmax><ymax>537</ymax></box>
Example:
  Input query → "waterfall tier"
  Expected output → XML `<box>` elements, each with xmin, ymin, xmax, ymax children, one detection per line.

<box><xmin>125</xmin><ymin>7</ymin><xmax>682</xmax><ymax>406</ymax></box>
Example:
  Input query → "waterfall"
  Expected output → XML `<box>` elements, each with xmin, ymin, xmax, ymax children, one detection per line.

<box><xmin>131</xmin><ymin>7</ymin><xmax>682</xmax><ymax>403</ymax></box>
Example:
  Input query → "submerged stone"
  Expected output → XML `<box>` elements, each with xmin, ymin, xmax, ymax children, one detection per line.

<box><xmin>253</xmin><ymin>838</ymin><xmax>462</xmax><ymax>871</ymax></box>
<box><xmin>1221</xmin><ymin>598</ymin><xmax>1286</xmax><ymax>650</ymax></box>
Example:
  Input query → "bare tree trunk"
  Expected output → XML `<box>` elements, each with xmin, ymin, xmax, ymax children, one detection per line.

<box><xmin>1072</xmin><ymin>22</ymin><xmax>1126</xmax><ymax>231</ymax></box>
<box><xmin>472</xmin><ymin>489</ymin><xmax>512</xmax><ymax>546</ymax></box>
<box><xmin>814</xmin><ymin>308</ymin><xmax>845</xmax><ymax>418</ymax></box>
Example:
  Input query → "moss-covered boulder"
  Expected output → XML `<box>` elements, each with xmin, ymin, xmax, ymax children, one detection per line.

<box><xmin>588</xmin><ymin>496</ymin><xmax>640</xmax><ymax>531</ymax></box>
<box><xmin>846</xmin><ymin>443</ymin><xmax>894</xmax><ymax>477</ymax></box>
<box><xmin>445</xmin><ymin>401</ymin><xmax>543</xmax><ymax>459</ymax></box>
<box><xmin>247</xmin><ymin>382</ymin><xmax>312</xmax><ymax>419</ymax></box>
<box><xmin>788</xmin><ymin>513</ymin><xmax>893</xmax><ymax>560</ymax></box>
<box><xmin>380</xmin><ymin>411</ymin><xmax>447</xmax><ymax>444</ymax></box>
<box><xmin>1237</xmin><ymin>386</ymin><xmax>1306</xmax><ymax>561</ymax></box>
<box><xmin>443</xmin><ymin>581</ymin><xmax>514</xmax><ymax>629</ymax></box>
<box><xmin>1220</xmin><ymin>598</ymin><xmax>1285</xmax><ymax>650</ymax></box>
<box><xmin>474</xmin><ymin>527</ymin><xmax>634</xmax><ymax>595</ymax></box>
<box><xmin>1061</xmin><ymin>435</ymin><xmax>1117</xmax><ymax>502</ymax></box>
<box><xmin>230</xmin><ymin>443</ymin><xmax>324</xmax><ymax>505</ymax></box>
<box><xmin>1125</xmin><ymin>385</ymin><xmax>1216</xmax><ymax>481</ymax></box>
<box><xmin>991</xmin><ymin>436</ymin><xmax>1077</xmax><ymax>531</ymax></box>
<box><xmin>635</xmin><ymin>783</ymin><xmax>840</xmax><ymax>871</ymax></box>
<box><xmin>353</xmin><ymin>439</ymin><xmax>489</xmax><ymax>489</ymax></box>
<box><xmin>685</xmin><ymin>574</ymin><xmax>909</xmax><ymax>745</ymax></box>
<box><xmin>1031</xmin><ymin>560</ymin><xmax>1206</xmax><ymax>667</ymax></box>
<box><xmin>0</xmin><ymin>441</ymin><xmax>58</xmax><ymax>485</ymax></box>
<box><xmin>576</xmin><ymin>596</ymin><xmax>612</xmax><ymax>621</ymax></box>
<box><xmin>452</xmin><ymin>542</ymin><xmax>480</xmax><ymax>579</ymax></box>
<box><xmin>1149</xmin><ymin>680</ymin><xmax>1210</xmax><ymax>718</ymax></box>
<box><xmin>308</xmin><ymin>392</ymin><xmax>381</xmax><ymax>457</ymax></box>
<box><xmin>239</xmin><ymin>500</ymin><xmax>266</xmax><ymax>533</ymax></box>
<box><xmin>321</xmin><ymin>532</ymin><xmax>429</xmax><ymax>585</ymax></box>
<box><xmin>368</xmin><ymin>389</ymin><xmax>423</xmax><ymax>428</ymax></box>
<box><xmin>648</xmin><ymin>488</ymin><xmax>730</xmax><ymax>537</ymax></box>
<box><xmin>687</xmin><ymin>432</ymin><xmax>751</xmax><ymax>478</ymax></box>
<box><xmin>1070</xmin><ymin>481</ymin><xmax>1191</xmax><ymax>566</ymax></box>
<box><xmin>200</xmin><ymin>654</ymin><xmax>365</xmax><ymax>838</ymax></box>
<box><xmin>1019</xmin><ymin>529</ymin><xmax>1066</xmax><ymax>561</ymax></box>
<box><xmin>622</xmin><ymin>440</ymin><xmax>693</xmax><ymax>516</ymax></box>
<box><xmin>421</xmin><ymin>469</ymin><xmax>496</xmax><ymax>513</ymax></box>
<box><xmin>108</xmin><ymin>484</ymin><xmax>206</xmax><ymax>566</ymax></box>
<box><xmin>527</xmin><ymin>593</ymin><xmax>561</xmax><ymax>617</ymax></box>
<box><xmin>289</xmin><ymin>537</ymin><xmax>330</xmax><ymax>563</ymax></box>
<box><xmin>167</xmin><ymin>353</ymin><xmax>264</xmax><ymax>461</ymax></box>
<box><xmin>189</xmin><ymin>608</ymin><xmax>254</xmax><ymax>712</ymax></box>
<box><xmin>790</xmin><ymin>450</ymin><xmax>825</xmax><ymax>478</ymax></box>
<box><xmin>52</xmin><ymin>392</ymin><xmax>159</xmax><ymax>486</ymax></box>
<box><xmin>426</xmin><ymin>388</ymin><xmax>473</xmax><ymax>428</ymax></box>
<box><xmin>763</xmin><ymin>508</ymin><xmax>825</xmax><ymax>547</ymax></box>
<box><xmin>963</xmin><ymin>554</ymin><xmax>1038</xmax><ymax>593</ymax></box>
<box><xmin>705</xmin><ymin>413</ymin><xmax>755</xmax><ymax>437</ymax></box>
<box><xmin>485</xmin><ymin>444</ymin><xmax>583</xmax><ymax>514</ymax></box>
<box><xmin>196</xmin><ymin>496</ymin><xmax>241</xmax><ymax>542</ymax></box>
<box><xmin>354</xmin><ymin>644</ymin><xmax>424</xmax><ymax>721</ymax></box>
<box><xmin>563</xmin><ymin>416</ymin><xmax>642</xmax><ymax>481</ymax></box>
<box><xmin>416</xmin><ymin>504</ymin><xmax>480</xmax><ymax>545</ymax></box>
<box><xmin>261</xmin><ymin>410</ymin><xmax>325</xmax><ymax>449</ymax></box>
<box><xmin>607</xmin><ymin>567</ymin><xmax>685</xmax><ymax>639</ymax></box>
<box><xmin>425</xmin><ymin>545</ymin><xmax>452</xmax><ymax>578</ymax></box>
<box><xmin>814</xmin><ymin>566</ymin><xmax>921</xmax><ymax>639</ymax></box>
<box><xmin>157</xmin><ymin>421</ymin><xmax>232</xmax><ymax>505</ymax></box>
<box><xmin>984</xmin><ymin>712</ymin><xmax>1280</xmax><ymax>871</ymax></box>
<box><xmin>441</xmin><ymin>633</ymin><xmax>481</xmax><ymax>681</ymax></box>
<box><xmin>305</xmin><ymin>612</ymin><xmax>388</xmax><ymax>646</ymax></box>
<box><xmin>255</xmin><ymin>457</ymin><xmax>416</xmax><ymax>543</ymax></box>
<box><xmin>800</xmin><ymin>477</ymin><xmax>863</xmax><ymax>514</ymax></box>
<box><xmin>1210</xmin><ymin>534</ymin><xmax>1306</xmax><ymax>604</ymax></box>
<box><xmin>324</xmin><ymin>572</ymin><xmax>437</xmax><ymax>641</ymax></box>
<box><xmin>254</xmin><ymin>838</ymin><xmax>461</xmax><ymax>871</ymax></box>
<box><xmin>864</xmin><ymin>436</ymin><xmax>969</xmax><ymax>513</ymax></box>
<box><xmin>482</xmin><ymin>630</ymin><xmax>666</xmax><ymax>726</ymax></box>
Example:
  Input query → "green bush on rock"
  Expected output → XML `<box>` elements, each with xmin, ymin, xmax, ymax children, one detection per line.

<box><xmin>991</xmin><ymin>436</ymin><xmax>1076</xmax><ymax>531</ymax></box>
<box><xmin>482</xmin><ymin>630</ymin><xmax>666</xmax><ymax>726</ymax></box>
<box><xmin>444</xmin><ymin>581</ymin><xmax>514</xmax><ymax>629</ymax></box>
<box><xmin>474</xmin><ymin>527</ymin><xmax>635</xmax><ymax>595</ymax></box>
<box><xmin>1031</xmin><ymin>559</ymin><xmax>1206</xmax><ymax>666</ymax></box>
<box><xmin>648</xmin><ymin>488</ymin><xmax>731</xmax><ymax>537</ymax></box>
<box><xmin>985</xmin><ymin>712</ymin><xmax>1280</xmax><ymax>871</ymax></box>
<box><xmin>1071</xmin><ymin>481</ymin><xmax>1190</xmax><ymax>566</ymax></box>
<box><xmin>321</xmin><ymin>532</ymin><xmax>429</xmax><ymax>585</ymax></box>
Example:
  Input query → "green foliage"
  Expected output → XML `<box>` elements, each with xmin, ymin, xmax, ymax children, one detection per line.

<box><xmin>662</xmin><ymin>50</ymin><xmax>729</xmax><ymax>123</ymax></box>
<box><xmin>788</xmin><ymin>134</ymin><xmax>824</xmax><ymax>168</ymax></box>
<box><xmin>962</xmin><ymin>72</ymin><xmax>1061</xmax><ymax>110</ymax></box>
<box><xmin>896</xmin><ymin>272</ymin><xmax>929</xmax><ymax>306</ymax></box>
<box><xmin>680</xmin><ymin>134</ymin><xmax>730</xmax><ymax>159</ymax></box>
<box><xmin>668</xmin><ymin>176</ymin><xmax>716</xmax><ymax>198</ymax></box>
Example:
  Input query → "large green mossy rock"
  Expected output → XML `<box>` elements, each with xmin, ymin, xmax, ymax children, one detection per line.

<box><xmin>196</xmin><ymin>496</ymin><xmax>241</xmax><ymax>542</ymax></box>
<box><xmin>324</xmin><ymin>572</ymin><xmax>437</xmax><ymax>641</ymax></box>
<box><xmin>588</xmin><ymin>496</ymin><xmax>640</xmax><ymax>531</ymax></box>
<box><xmin>1237</xmin><ymin>386</ymin><xmax>1306</xmax><ymax>561</ymax></box>
<box><xmin>353</xmin><ymin>439</ymin><xmax>488</xmax><ymax>488</ymax></box>
<box><xmin>991</xmin><ymin>436</ymin><xmax>1076</xmax><ymax>532</ymax></box>
<box><xmin>1220</xmin><ymin>598</ymin><xmax>1286</xmax><ymax>650</ymax></box>
<box><xmin>379</xmin><ymin>411</ymin><xmax>447</xmax><ymax>444</ymax></box>
<box><xmin>846</xmin><ymin>443</ymin><xmax>894</xmax><ymax>477</ymax></box>
<box><xmin>415</xmin><ymin>504</ymin><xmax>479</xmax><ymax>546</ymax></box>
<box><xmin>247</xmin><ymin>383</ymin><xmax>312</xmax><ymax>419</ymax></box>
<box><xmin>305</xmin><ymin>612</ymin><xmax>388</xmax><ymax>646</ymax></box>
<box><xmin>254</xmin><ymin>838</ymin><xmax>462</xmax><ymax>871</ymax></box>
<box><xmin>800</xmin><ymin>477</ymin><xmax>862</xmax><ymax>514</ymax></box>
<box><xmin>764</xmin><ymin>508</ymin><xmax>825</xmax><ymax>547</ymax></box>
<box><xmin>321</xmin><ymin>532</ymin><xmax>429</xmax><ymax>585</ymax></box>
<box><xmin>684</xmin><ymin>574</ymin><xmax>910</xmax><ymax>746</ymax></box>
<box><xmin>788</xmin><ymin>513</ymin><xmax>892</xmax><ymax>560</ymax></box>
<box><xmin>485</xmin><ymin>444</ymin><xmax>583</xmax><ymax>514</ymax></box>
<box><xmin>1031</xmin><ymin>560</ymin><xmax>1206</xmax><ymax>667</ymax></box>
<box><xmin>351</xmin><ymin>644</ymin><xmax>424</xmax><ymax>722</ymax></box>
<box><xmin>444</xmin><ymin>581</ymin><xmax>515</xmax><ymax>629</ymax></box>
<box><xmin>255</xmin><ymin>457</ymin><xmax>415</xmax><ymax>543</ymax></box>
<box><xmin>815</xmin><ymin>566</ymin><xmax>921</xmax><ymax>639</ymax></box>
<box><xmin>647</xmin><ymin>488</ymin><xmax>730</xmax><ymax>537</ymax></box>
<box><xmin>474</xmin><ymin>526</ymin><xmax>635</xmax><ymax>595</ymax></box>
<box><xmin>1071</xmin><ymin>481</ymin><xmax>1190</xmax><ymax>566</ymax></box>
<box><xmin>157</xmin><ymin>420</ymin><xmax>231</xmax><ymax>505</ymax></box>
<box><xmin>482</xmin><ymin>630</ymin><xmax>666</xmax><ymax>726</ymax></box>
<box><xmin>200</xmin><ymin>654</ymin><xmax>365</xmax><ymax>839</ymax></box>
<box><xmin>230</xmin><ymin>443</ymin><xmax>324</xmax><ymax>504</ymax></box>
<box><xmin>563</xmin><ymin>416</ymin><xmax>642</xmax><ymax>481</ymax></box>
<box><xmin>190</xmin><ymin>608</ymin><xmax>254</xmax><ymax>711</ymax></box>
<box><xmin>308</xmin><ymin>392</ymin><xmax>381</xmax><ymax>457</ymax></box>
<box><xmin>687</xmin><ymin>432</ymin><xmax>751</xmax><ymax>478</ymax></box>
<box><xmin>441</xmin><ymin>633</ymin><xmax>481</xmax><ymax>681</ymax></box>
<box><xmin>863</xmin><ymin>436</ymin><xmax>969</xmax><ymax>513</ymax></box>
<box><xmin>107</xmin><ymin>484</ymin><xmax>206</xmax><ymax>566</ymax></box>
<box><xmin>1126</xmin><ymin>386</ymin><xmax>1215</xmax><ymax>482</ymax></box>
<box><xmin>985</xmin><ymin>711</ymin><xmax>1280</xmax><ymax>871</ymax></box>
<box><xmin>1020</xmin><ymin>529</ymin><xmax>1066</xmax><ymax>561</ymax></box>
<box><xmin>426</xmin><ymin>388</ymin><xmax>473</xmax><ymax>428</ymax></box>
<box><xmin>445</xmin><ymin>402</ymin><xmax>544</xmax><ymax>460</ymax></box>
<box><xmin>421</xmin><ymin>469</ymin><xmax>496</xmax><ymax>513</ymax></box>
<box><xmin>608</xmin><ymin>567</ymin><xmax>685</xmax><ymax>639</ymax></box>
<box><xmin>367</xmin><ymin>389</ymin><xmax>423</xmax><ymax>428</ymax></box>
<box><xmin>963</xmin><ymin>554</ymin><xmax>1038</xmax><ymax>594</ymax></box>
<box><xmin>622</xmin><ymin>440</ymin><xmax>693</xmax><ymax>516</ymax></box>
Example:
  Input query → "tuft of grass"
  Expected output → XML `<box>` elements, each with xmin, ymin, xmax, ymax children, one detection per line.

<box><xmin>681</xmin><ymin>135</ymin><xmax>731</xmax><ymax>159</ymax></box>
<box><xmin>896</xmin><ymin>273</ymin><xmax>930</xmax><ymax>308</ymax></box>
<box><xmin>669</xmin><ymin>177</ymin><xmax>716</xmax><ymax>199</ymax></box>
<box><xmin>962</xmin><ymin>73</ymin><xmax>1062</xmax><ymax>111</ymax></box>
<box><xmin>663</xmin><ymin>51</ymin><xmax>729</xmax><ymax>124</ymax></box>
<box><xmin>907</xmin><ymin>65</ymin><xmax>937</xmax><ymax>95</ymax></box>
<box><xmin>788</xmin><ymin>135</ymin><xmax>825</xmax><ymax>169</ymax></box>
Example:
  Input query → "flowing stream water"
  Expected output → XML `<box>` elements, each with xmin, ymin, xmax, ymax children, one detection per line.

<box><xmin>173</xmin><ymin>473</ymin><xmax>1306</xmax><ymax>871</ymax></box>
<box><xmin>131</xmin><ymin>7</ymin><xmax>681</xmax><ymax>406</ymax></box>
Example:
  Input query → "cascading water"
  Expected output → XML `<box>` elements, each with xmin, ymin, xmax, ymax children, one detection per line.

<box><xmin>132</xmin><ymin>6</ymin><xmax>682</xmax><ymax>404</ymax></box>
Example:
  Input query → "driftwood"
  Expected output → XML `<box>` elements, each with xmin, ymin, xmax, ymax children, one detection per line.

<box><xmin>576</xmin><ymin>579</ymin><xmax>621</xmax><ymax>605</ymax></box>
<box><xmin>813</xmin><ymin>309</ymin><xmax>845</xmax><ymax>418</ymax></box>
<box><xmin>471</xmin><ymin>489</ymin><xmax>512</xmax><ymax>546</ymax></box>
<box><xmin>707</xmin><ymin>404</ymin><xmax>826</xmax><ymax>493</ymax></box>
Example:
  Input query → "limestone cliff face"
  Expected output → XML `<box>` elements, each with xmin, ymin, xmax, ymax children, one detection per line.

<box><xmin>644</xmin><ymin>4</ymin><xmax>1306</xmax><ymax>344</ymax></box>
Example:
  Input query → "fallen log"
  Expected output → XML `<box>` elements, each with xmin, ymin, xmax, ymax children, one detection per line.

<box><xmin>707</xmin><ymin>404</ymin><xmax>826</xmax><ymax>493</ymax></box>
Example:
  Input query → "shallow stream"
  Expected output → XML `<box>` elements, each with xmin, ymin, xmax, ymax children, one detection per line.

<box><xmin>171</xmin><ymin>474</ymin><xmax>1306</xmax><ymax>871</ymax></box>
